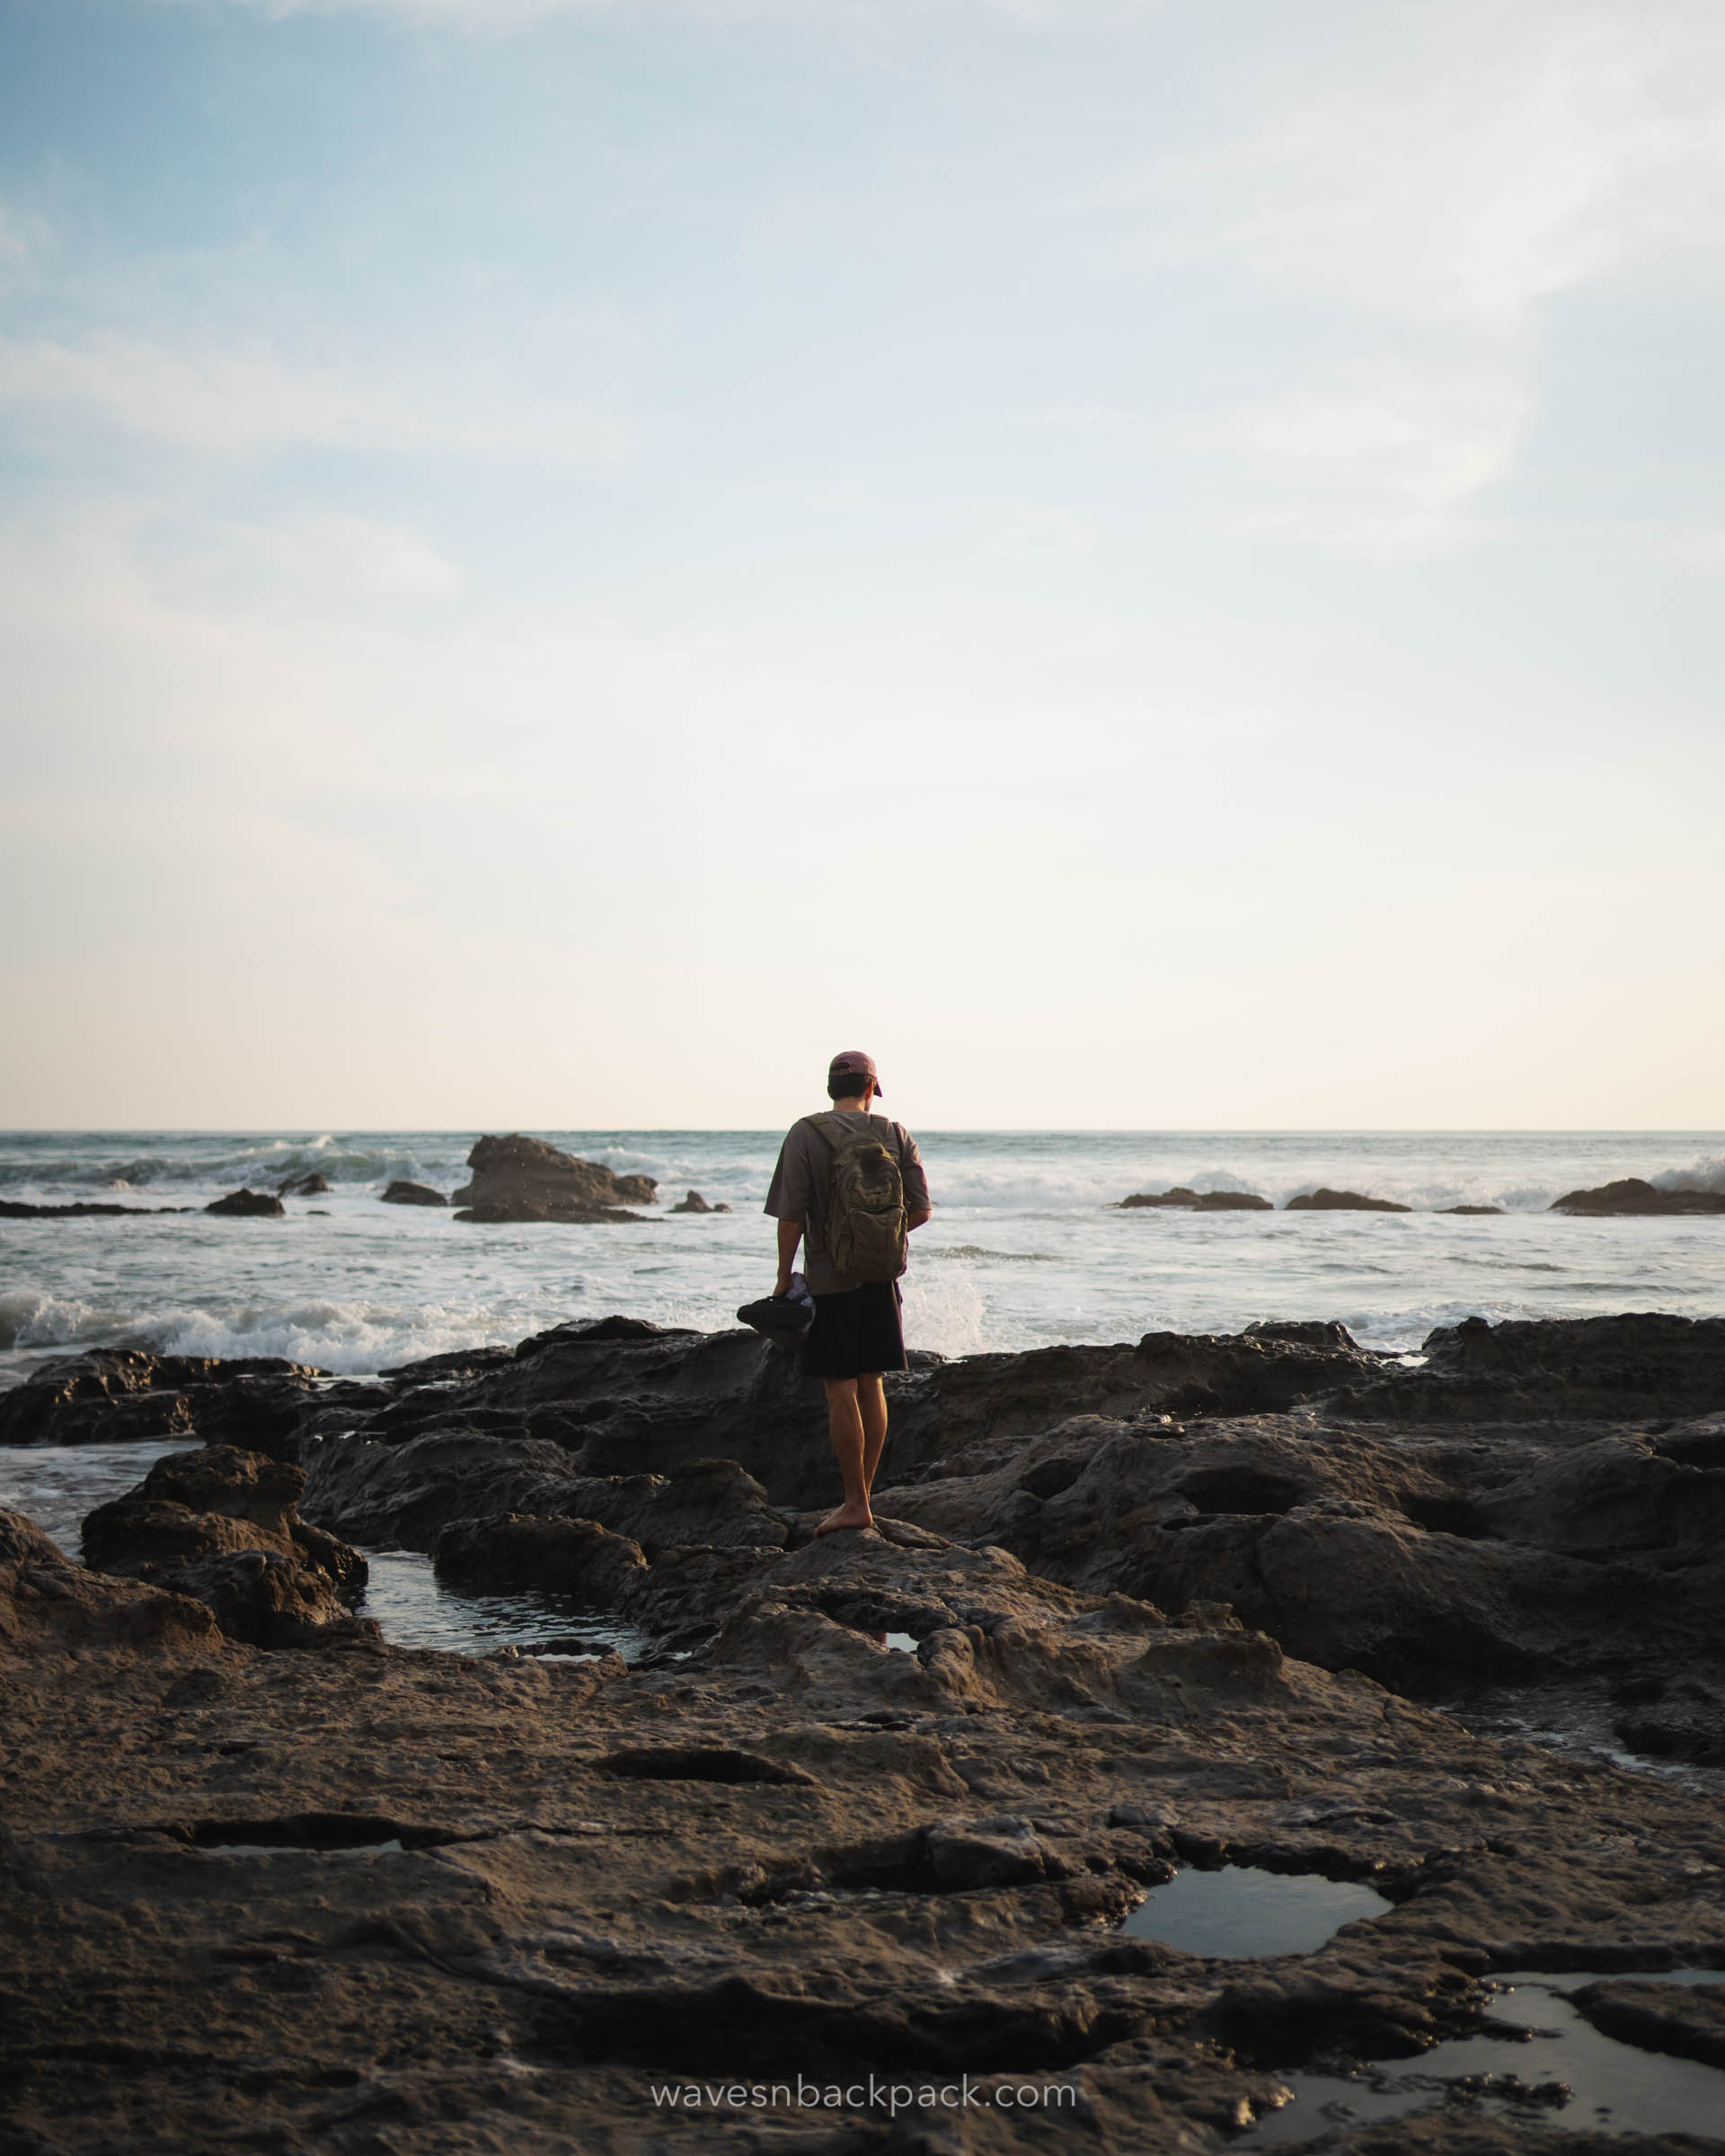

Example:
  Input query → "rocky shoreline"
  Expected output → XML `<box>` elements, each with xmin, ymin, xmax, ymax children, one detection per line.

<box><xmin>4</xmin><ymin>1311</ymin><xmax>1725</xmax><ymax>2152</ymax></box>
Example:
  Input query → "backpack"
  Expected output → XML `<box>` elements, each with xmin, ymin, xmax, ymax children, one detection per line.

<box><xmin>815</xmin><ymin>1113</ymin><xmax>909</xmax><ymax>1282</ymax></box>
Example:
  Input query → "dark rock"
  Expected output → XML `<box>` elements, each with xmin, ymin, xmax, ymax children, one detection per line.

<box><xmin>1440</xmin><ymin>1205</ymin><xmax>1504</xmax><ymax>1215</ymax></box>
<box><xmin>1571</xmin><ymin>1978</ymin><xmax>1725</xmax><ymax>2067</ymax></box>
<box><xmin>1552</xmin><ymin>1177</ymin><xmax>1725</xmax><ymax>1216</ymax></box>
<box><xmin>1284</xmin><ymin>1188</ymin><xmax>1411</xmax><ymax>1213</ymax></box>
<box><xmin>1116</xmin><ymin>1188</ymin><xmax>1271</xmax><ymax>1210</ymax></box>
<box><xmin>1335</xmin><ymin>1312</ymin><xmax>1725</xmax><ymax>1424</ymax></box>
<box><xmin>204</xmin><ymin>1188</ymin><xmax>284</xmax><ymax>1217</ymax></box>
<box><xmin>670</xmin><ymin>1189</ymin><xmax>730</xmax><ymax>1213</ymax></box>
<box><xmin>432</xmin><ymin>1514</ymin><xmax>649</xmax><ymax>1603</ymax></box>
<box><xmin>380</xmin><ymin>1180</ymin><xmax>446</xmax><ymax>1206</ymax></box>
<box><xmin>276</xmin><ymin>1171</ymin><xmax>330</xmax><ymax>1197</ymax></box>
<box><xmin>0</xmin><ymin>1351</ymin><xmax>335</xmax><ymax>1454</ymax></box>
<box><xmin>0</xmin><ymin>1506</ymin><xmax>220</xmax><ymax>1654</ymax></box>
<box><xmin>448</xmin><ymin>1135</ymin><xmax>657</xmax><ymax>1223</ymax></box>
<box><xmin>0</xmin><ymin>1199</ymin><xmax>191</xmax><ymax>1219</ymax></box>
<box><xmin>80</xmin><ymin>1445</ymin><xmax>367</xmax><ymax>1648</ymax></box>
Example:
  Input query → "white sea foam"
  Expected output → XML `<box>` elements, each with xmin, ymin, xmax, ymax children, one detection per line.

<box><xmin>1654</xmin><ymin>1153</ymin><xmax>1725</xmax><ymax>1195</ymax></box>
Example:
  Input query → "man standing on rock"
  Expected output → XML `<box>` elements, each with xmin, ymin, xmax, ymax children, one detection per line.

<box><xmin>765</xmin><ymin>1051</ymin><xmax>932</xmax><ymax>1534</ymax></box>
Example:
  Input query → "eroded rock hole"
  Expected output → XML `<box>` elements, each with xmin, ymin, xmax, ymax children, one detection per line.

<box><xmin>186</xmin><ymin>1813</ymin><xmax>447</xmax><ymax>1851</ymax></box>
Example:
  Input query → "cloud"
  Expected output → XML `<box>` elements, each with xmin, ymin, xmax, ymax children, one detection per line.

<box><xmin>1213</xmin><ymin>349</ymin><xmax>1535</xmax><ymax>555</ymax></box>
<box><xmin>1072</xmin><ymin>4</ymin><xmax>1725</xmax><ymax>553</ymax></box>
<box><xmin>1163</xmin><ymin>7</ymin><xmax>1725</xmax><ymax>327</ymax></box>
<box><xmin>0</xmin><ymin>331</ymin><xmax>625</xmax><ymax>462</ymax></box>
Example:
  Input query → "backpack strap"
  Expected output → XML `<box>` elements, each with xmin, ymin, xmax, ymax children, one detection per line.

<box><xmin>813</xmin><ymin>1112</ymin><xmax>898</xmax><ymax>1156</ymax></box>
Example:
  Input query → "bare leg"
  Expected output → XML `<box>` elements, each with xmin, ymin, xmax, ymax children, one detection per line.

<box><xmin>857</xmin><ymin>1373</ymin><xmax>888</xmax><ymax>1498</ymax></box>
<box><xmin>816</xmin><ymin>1377</ymin><xmax>874</xmax><ymax>1533</ymax></box>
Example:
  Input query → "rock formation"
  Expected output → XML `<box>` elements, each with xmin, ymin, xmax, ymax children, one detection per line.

<box><xmin>81</xmin><ymin>1445</ymin><xmax>368</xmax><ymax>1647</ymax></box>
<box><xmin>671</xmin><ymin>1188</ymin><xmax>730</xmax><ymax>1213</ymax></box>
<box><xmin>449</xmin><ymin>1135</ymin><xmax>658</xmax><ymax>1223</ymax></box>
<box><xmin>1285</xmin><ymin>1188</ymin><xmax>1411</xmax><ymax>1213</ymax></box>
<box><xmin>0</xmin><ymin>1199</ymin><xmax>193</xmax><ymax>1218</ymax></box>
<box><xmin>277</xmin><ymin>1171</ymin><xmax>331</xmax><ymax>1197</ymax></box>
<box><xmin>204</xmin><ymin>1188</ymin><xmax>285</xmax><ymax>1217</ymax></box>
<box><xmin>1552</xmin><ymin>1177</ymin><xmax>1725</xmax><ymax>1216</ymax></box>
<box><xmin>381</xmin><ymin>1179</ymin><xmax>447</xmax><ymax>1206</ymax></box>
<box><xmin>1116</xmin><ymin>1188</ymin><xmax>1272</xmax><ymax>1210</ymax></box>
<box><xmin>6</xmin><ymin>1310</ymin><xmax>1725</xmax><ymax>2152</ymax></box>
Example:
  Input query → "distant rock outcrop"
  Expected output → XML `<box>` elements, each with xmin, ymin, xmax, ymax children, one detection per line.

<box><xmin>277</xmin><ymin>1172</ymin><xmax>331</xmax><ymax>1197</ymax></box>
<box><xmin>1552</xmin><ymin>1178</ymin><xmax>1725</xmax><ymax>1217</ymax></box>
<box><xmin>381</xmin><ymin>1180</ymin><xmax>447</xmax><ymax>1207</ymax></box>
<box><xmin>671</xmin><ymin>1189</ymin><xmax>731</xmax><ymax>1214</ymax></box>
<box><xmin>1116</xmin><ymin>1188</ymin><xmax>1271</xmax><ymax>1211</ymax></box>
<box><xmin>204</xmin><ymin>1189</ymin><xmax>284</xmax><ymax>1218</ymax></box>
<box><xmin>450</xmin><ymin>1135</ymin><xmax>657</xmax><ymax>1224</ymax></box>
<box><xmin>0</xmin><ymin>1200</ymin><xmax>191</xmax><ymax>1219</ymax></box>
<box><xmin>1285</xmin><ymin>1188</ymin><xmax>1411</xmax><ymax>1214</ymax></box>
<box><xmin>1439</xmin><ymin>1205</ymin><xmax>1504</xmax><ymax>1215</ymax></box>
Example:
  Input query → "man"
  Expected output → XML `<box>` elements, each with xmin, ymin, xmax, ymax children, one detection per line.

<box><xmin>765</xmin><ymin>1050</ymin><xmax>933</xmax><ymax>1534</ymax></box>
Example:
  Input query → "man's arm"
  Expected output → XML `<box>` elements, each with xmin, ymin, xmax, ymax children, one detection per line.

<box><xmin>774</xmin><ymin>1216</ymin><xmax>804</xmax><ymax>1297</ymax></box>
<box><xmin>907</xmin><ymin>1210</ymin><xmax>931</xmax><ymax>1232</ymax></box>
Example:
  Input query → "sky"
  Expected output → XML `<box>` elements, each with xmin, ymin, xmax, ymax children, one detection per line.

<box><xmin>1</xmin><ymin>0</ymin><xmax>1722</xmax><ymax>1133</ymax></box>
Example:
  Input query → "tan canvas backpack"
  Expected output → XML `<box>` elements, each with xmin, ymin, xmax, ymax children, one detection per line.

<box><xmin>815</xmin><ymin>1113</ymin><xmax>909</xmax><ymax>1282</ymax></box>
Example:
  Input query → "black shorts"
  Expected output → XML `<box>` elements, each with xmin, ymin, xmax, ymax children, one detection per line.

<box><xmin>800</xmin><ymin>1280</ymin><xmax>906</xmax><ymax>1381</ymax></box>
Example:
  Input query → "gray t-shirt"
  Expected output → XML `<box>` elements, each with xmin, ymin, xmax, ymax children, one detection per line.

<box><xmin>764</xmin><ymin>1111</ymin><xmax>931</xmax><ymax>1296</ymax></box>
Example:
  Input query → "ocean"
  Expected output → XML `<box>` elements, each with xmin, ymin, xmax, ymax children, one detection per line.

<box><xmin>4</xmin><ymin>1127</ymin><xmax>1723</xmax><ymax>1387</ymax></box>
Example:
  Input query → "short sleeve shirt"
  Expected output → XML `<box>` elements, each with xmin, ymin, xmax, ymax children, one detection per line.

<box><xmin>764</xmin><ymin>1111</ymin><xmax>931</xmax><ymax>1296</ymax></box>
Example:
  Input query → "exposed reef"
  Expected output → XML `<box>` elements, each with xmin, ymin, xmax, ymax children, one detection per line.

<box><xmin>1285</xmin><ymin>1188</ymin><xmax>1412</xmax><ymax>1214</ymax></box>
<box><xmin>451</xmin><ymin>1134</ymin><xmax>659</xmax><ymax>1224</ymax></box>
<box><xmin>4</xmin><ymin>1312</ymin><xmax>1725</xmax><ymax>2152</ymax></box>
<box><xmin>1552</xmin><ymin>1178</ymin><xmax>1725</xmax><ymax>1217</ymax></box>
<box><xmin>1116</xmin><ymin>1188</ymin><xmax>1272</xmax><ymax>1211</ymax></box>
<box><xmin>381</xmin><ymin>1179</ymin><xmax>447</xmax><ymax>1206</ymax></box>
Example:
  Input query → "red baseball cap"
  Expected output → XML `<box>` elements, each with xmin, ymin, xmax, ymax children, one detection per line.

<box><xmin>828</xmin><ymin>1049</ymin><xmax>882</xmax><ymax>1096</ymax></box>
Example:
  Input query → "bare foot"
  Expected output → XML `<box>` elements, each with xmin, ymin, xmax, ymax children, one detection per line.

<box><xmin>815</xmin><ymin>1502</ymin><xmax>874</xmax><ymax>1535</ymax></box>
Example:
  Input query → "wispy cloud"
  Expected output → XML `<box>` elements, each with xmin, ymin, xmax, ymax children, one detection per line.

<box><xmin>0</xmin><ymin>331</ymin><xmax>625</xmax><ymax>462</ymax></box>
<box><xmin>1073</xmin><ymin>5</ymin><xmax>1725</xmax><ymax>553</ymax></box>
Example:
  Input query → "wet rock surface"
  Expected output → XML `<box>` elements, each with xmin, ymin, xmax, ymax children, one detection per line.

<box><xmin>204</xmin><ymin>1187</ymin><xmax>286</xmax><ymax>1216</ymax></box>
<box><xmin>80</xmin><ymin>1444</ymin><xmax>370</xmax><ymax>1647</ymax></box>
<box><xmin>4</xmin><ymin>1311</ymin><xmax>1725</xmax><ymax>2152</ymax></box>
<box><xmin>450</xmin><ymin>1134</ymin><xmax>658</xmax><ymax>1223</ymax></box>
<box><xmin>381</xmin><ymin>1178</ymin><xmax>447</xmax><ymax>1206</ymax></box>
<box><xmin>1552</xmin><ymin>1178</ymin><xmax>1725</xmax><ymax>1216</ymax></box>
<box><xmin>1285</xmin><ymin>1188</ymin><xmax>1412</xmax><ymax>1213</ymax></box>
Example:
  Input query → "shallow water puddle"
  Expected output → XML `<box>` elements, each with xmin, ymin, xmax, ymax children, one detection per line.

<box><xmin>1243</xmin><ymin>1972</ymin><xmax>1725</xmax><ymax>2145</ymax></box>
<box><xmin>357</xmin><ymin>1549</ymin><xmax>649</xmax><ymax>1660</ymax></box>
<box><xmin>1119</xmin><ymin>1864</ymin><xmax>1392</xmax><ymax>1957</ymax></box>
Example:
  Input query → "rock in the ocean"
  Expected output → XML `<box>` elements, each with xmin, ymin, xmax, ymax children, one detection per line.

<box><xmin>670</xmin><ymin>1189</ymin><xmax>731</xmax><ymax>1213</ymax></box>
<box><xmin>81</xmin><ymin>1445</ymin><xmax>368</xmax><ymax>1647</ymax></box>
<box><xmin>1285</xmin><ymin>1188</ymin><xmax>1411</xmax><ymax>1213</ymax></box>
<box><xmin>1551</xmin><ymin>1177</ymin><xmax>1725</xmax><ymax>1216</ymax></box>
<box><xmin>1439</xmin><ymin>1205</ymin><xmax>1503</xmax><ymax>1215</ymax></box>
<box><xmin>1116</xmin><ymin>1188</ymin><xmax>1271</xmax><ymax>1210</ymax></box>
<box><xmin>204</xmin><ymin>1188</ymin><xmax>284</xmax><ymax>1217</ymax></box>
<box><xmin>380</xmin><ymin>1179</ymin><xmax>447</xmax><ymax>1206</ymax></box>
<box><xmin>449</xmin><ymin>1134</ymin><xmax>657</xmax><ymax>1223</ymax></box>
<box><xmin>0</xmin><ymin>1199</ymin><xmax>191</xmax><ymax>1219</ymax></box>
<box><xmin>276</xmin><ymin>1171</ymin><xmax>330</xmax><ymax>1197</ymax></box>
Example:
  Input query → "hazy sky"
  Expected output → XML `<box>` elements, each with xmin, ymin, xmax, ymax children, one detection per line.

<box><xmin>3</xmin><ymin>0</ymin><xmax>1722</xmax><ymax>1132</ymax></box>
